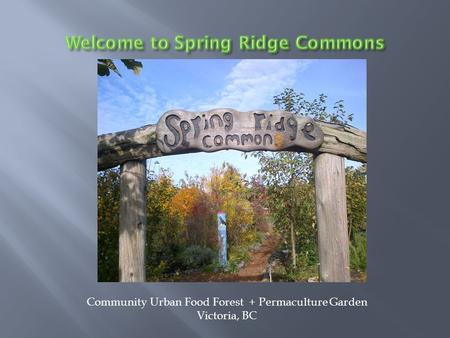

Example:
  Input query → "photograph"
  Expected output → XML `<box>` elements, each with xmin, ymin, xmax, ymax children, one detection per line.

<box><xmin>97</xmin><ymin>59</ymin><xmax>367</xmax><ymax>283</ymax></box>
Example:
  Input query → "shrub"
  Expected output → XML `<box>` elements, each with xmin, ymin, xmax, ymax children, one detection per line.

<box><xmin>227</xmin><ymin>246</ymin><xmax>250</xmax><ymax>273</ymax></box>
<box><xmin>350</xmin><ymin>231</ymin><xmax>367</xmax><ymax>271</ymax></box>
<box><xmin>180</xmin><ymin>245</ymin><xmax>215</xmax><ymax>270</ymax></box>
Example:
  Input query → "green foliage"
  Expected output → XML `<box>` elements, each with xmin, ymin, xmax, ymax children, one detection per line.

<box><xmin>146</xmin><ymin>171</ymin><xmax>183</xmax><ymax>279</ymax></box>
<box><xmin>273</xmin><ymin>88</ymin><xmax>353</xmax><ymax>124</ymax></box>
<box><xmin>208</xmin><ymin>163</ymin><xmax>254</xmax><ymax>247</ymax></box>
<box><xmin>350</xmin><ymin>232</ymin><xmax>367</xmax><ymax>271</ymax></box>
<box><xmin>346</xmin><ymin>165</ymin><xmax>367</xmax><ymax>234</ymax></box>
<box><xmin>98</xmin><ymin>163</ymin><xmax>268</xmax><ymax>281</ymax></box>
<box><xmin>346</xmin><ymin>165</ymin><xmax>367</xmax><ymax>273</ymax></box>
<box><xmin>253</xmin><ymin>88</ymin><xmax>365</xmax><ymax>281</ymax></box>
<box><xmin>284</xmin><ymin>254</ymin><xmax>319</xmax><ymax>281</ymax></box>
<box><xmin>97</xmin><ymin>88</ymin><xmax>366</xmax><ymax>282</ymax></box>
<box><xmin>227</xmin><ymin>245</ymin><xmax>251</xmax><ymax>273</ymax></box>
<box><xmin>97</xmin><ymin>168</ymin><xmax>120</xmax><ymax>282</ymax></box>
<box><xmin>180</xmin><ymin>246</ymin><xmax>215</xmax><ymax>270</ymax></box>
<box><xmin>226</xmin><ymin>230</ymin><xmax>263</xmax><ymax>273</ymax></box>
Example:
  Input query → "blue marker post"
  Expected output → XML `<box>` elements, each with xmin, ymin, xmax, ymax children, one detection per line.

<box><xmin>217</xmin><ymin>212</ymin><xmax>227</xmax><ymax>267</ymax></box>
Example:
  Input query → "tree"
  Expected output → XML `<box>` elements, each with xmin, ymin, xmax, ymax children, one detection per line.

<box><xmin>346</xmin><ymin>164</ymin><xmax>367</xmax><ymax>272</ymax></box>
<box><xmin>97</xmin><ymin>59</ymin><xmax>143</xmax><ymax>77</ymax></box>
<box><xmin>97</xmin><ymin>168</ymin><xmax>121</xmax><ymax>281</ymax></box>
<box><xmin>255</xmin><ymin>151</ymin><xmax>313</xmax><ymax>267</ymax></box>
<box><xmin>346</xmin><ymin>164</ymin><xmax>367</xmax><ymax>238</ymax></box>
<box><xmin>207</xmin><ymin>163</ymin><xmax>254</xmax><ymax>247</ymax></box>
<box><xmin>253</xmin><ymin>88</ymin><xmax>355</xmax><ymax>274</ymax></box>
<box><xmin>273</xmin><ymin>88</ymin><xmax>353</xmax><ymax>124</ymax></box>
<box><xmin>146</xmin><ymin>170</ymin><xmax>181</xmax><ymax>279</ymax></box>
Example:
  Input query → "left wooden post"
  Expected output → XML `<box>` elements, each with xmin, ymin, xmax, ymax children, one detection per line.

<box><xmin>119</xmin><ymin>160</ymin><xmax>147</xmax><ymax>282</ymax></box>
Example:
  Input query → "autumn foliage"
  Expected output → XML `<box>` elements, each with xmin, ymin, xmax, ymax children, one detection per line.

<box><xmin>97</xmin><ymin>88</ymin><xmax>367</xmax><ymax>282</ymax></box>
<box><xmin>98</xmin><ymin>163</ymin><xmax>267</xmax><ymax>281</ymax></box>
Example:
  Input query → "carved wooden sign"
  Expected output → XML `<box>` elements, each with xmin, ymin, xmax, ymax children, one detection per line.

<box><xmin>156</xmin><ymin>109</ymin><xmax>324</xmax><ymax>154</ymax></box>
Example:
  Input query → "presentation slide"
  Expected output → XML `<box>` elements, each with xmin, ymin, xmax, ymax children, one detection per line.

<box><xmin>1</xmin><ymin>1</ymin><xmax>448</xmax><ymax>337</ymax></box>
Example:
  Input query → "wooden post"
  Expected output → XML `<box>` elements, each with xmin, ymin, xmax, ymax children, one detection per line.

<box><xmin>314</xmin><ymin>153</ymin><xmax>350</xmax><ymax>282</ymax></box>
<box><xmin>119</xmin><ymin>160</ymin><xmax>147</xmax><ymax>282</ymax></box>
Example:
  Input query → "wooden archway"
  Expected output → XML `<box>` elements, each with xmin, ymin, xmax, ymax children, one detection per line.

<box><xmin>97</xmin><ymin>109</ymin><xmax>366</xmax><ymax>282</ymax></box>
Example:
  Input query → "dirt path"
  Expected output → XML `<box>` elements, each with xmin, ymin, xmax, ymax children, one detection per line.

<box><xmin>236</xmin><ymin>232</ymin><xmax>279</xmax><ymax>281</ymax></box>
<box><xmin>172</xmin><ymin>232</ymin><xmax>279</xmax><ymax>282</ymax></box>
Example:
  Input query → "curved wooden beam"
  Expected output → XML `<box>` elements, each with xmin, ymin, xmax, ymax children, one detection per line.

<box><xmin>316</xmin><ymin>121</ymin><xmax>367</xmax><ymax>163</ymax></box>
<box><xmin>98</xmin><ymin>117</ymin><xmax>366</xmax><ymax>171</ymax></box>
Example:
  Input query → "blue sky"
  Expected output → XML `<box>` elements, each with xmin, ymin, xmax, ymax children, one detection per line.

<box><xmin>98</xmin><ymin>59</ymin><xmax>366</xmax><ymax>183</ymax></box>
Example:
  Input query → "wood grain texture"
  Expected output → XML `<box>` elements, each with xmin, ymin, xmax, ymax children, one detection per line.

<box><xmin>314</xmin><ymin>153</ymin><xmax>350</xmax><ymax>282</ymax></box>
<box><xmin>98</xmin><ymin>124</ymin><xmax>161</xmax><ymax>171</ymax></box>
<box><xmin>119</xmin><ymin>160</ymin><xmax>146</xmax><ymax>282</ymax></box>
<box><xmin>156</xmin><ymin>109</ymin><xmax>324</xmax><ymax>154</ymax></box>
<box><xmin>316</xmin><ymin>121</ymin><xmax>366</xmax><ymax>163</ymax></box>
<box><xmin>98</xmin><ymin>118</ymin><xmax>366</xmax><ymax>171</ymax></box>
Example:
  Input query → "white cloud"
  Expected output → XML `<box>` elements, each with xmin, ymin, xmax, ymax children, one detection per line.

<box><xmin>199</xmin><ymin>59</ymin><xmax>311</xmax><ymax>111</ymax></box>
<box><xmin>98</xmin><ymin>80</ymin><xmax>159</xmax><ymax>134</ymax></box>
<box><xmin>135</xmin><ymin>86</ymin><xmax>159</xmax><ymax>121</ymax></box>
<box><xmin>98</xmin><ymin>59</ymin><xmax>311</xmax><ymax>134</ymax></box>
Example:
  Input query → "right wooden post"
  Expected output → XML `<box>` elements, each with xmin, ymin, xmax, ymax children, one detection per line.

<box><xmin>314</xmin><ymin>153</ymin><xmax>350</xmax><ymax>282</ymax></box>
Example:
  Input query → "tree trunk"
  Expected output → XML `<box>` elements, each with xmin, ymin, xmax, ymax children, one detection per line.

<box><xmin>119</xmin><ymin>160</ymin><xmax>147</xmax><ymax>282</ymax></box>
<box><xmin>314</xmin><ymin>153</ymin><xmax>350</xmax><ymax>282</ymax></box>
<box><xmin>289</xmin><ymin>180</ymin><xmax>297</xmax><ymax>268</ymax></box>
<box><xmin>290</xmin><ymin>222</ymin><xmax>297</xmax><ymax>267</ymax></box>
